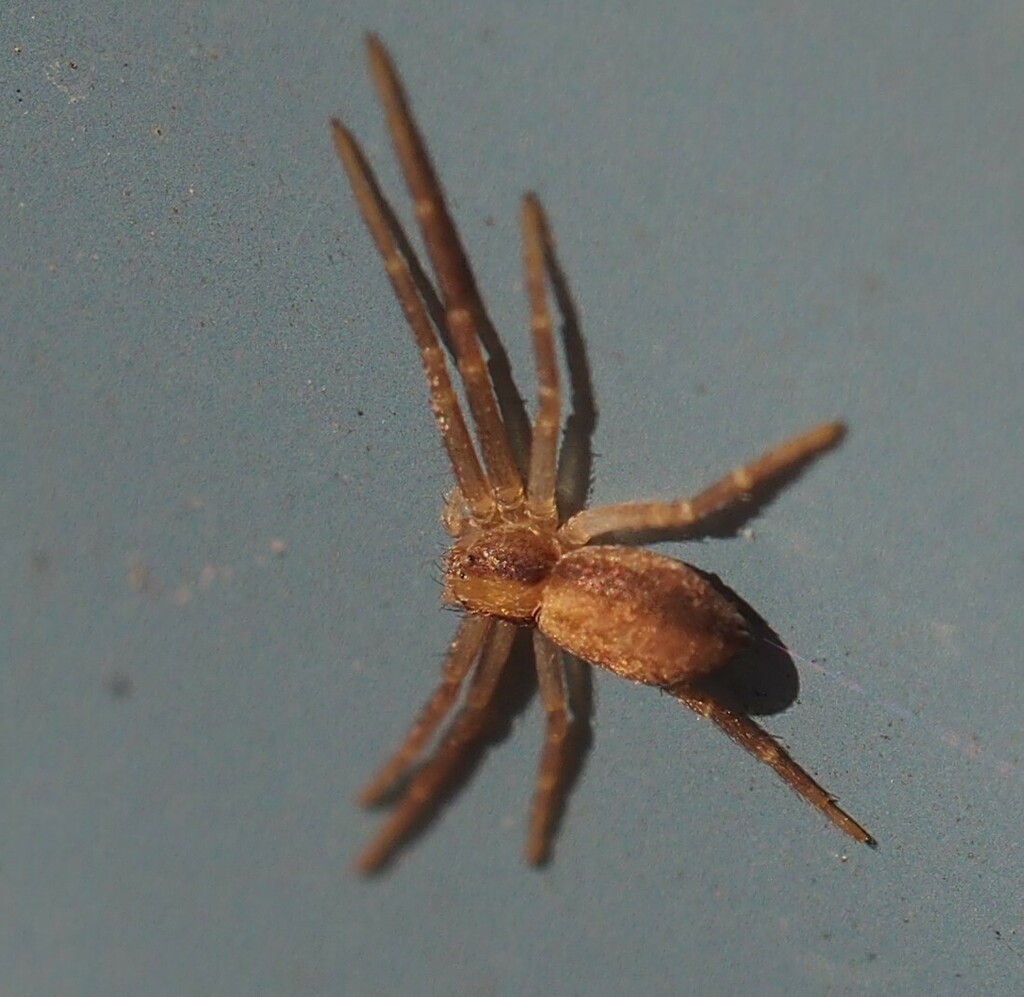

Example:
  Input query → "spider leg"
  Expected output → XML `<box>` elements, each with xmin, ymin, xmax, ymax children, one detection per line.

<box><xmin>354</xmin><ymin>620</ymin><xmax>517</xmax><ymax>874</ymax></box>
<box><xmin>365</xmin><ymin>35</ymin><xmax>525</xmax><ymax>510</ymax></box>
<box><xmin>524</xmin><ymin>632</ymin><xmax>571</xmax><ymax>865</ymax></box>
<box><xmin>357</xmin><ymin>615</ymin><xmax>493</xmax><ymax>806</ymax></box>
<box><xmin>521</xmin><ymin>194</ymin><xmax>561</xmax><ymax>526</ymax></box>
<box><xmin>442</xmin><ymin>485</ymin><xmax>469</xmax><ymax>537</ymax></box>
<box><xmin>559</xmin><ymin>420</ymin><xmax>844</xmax><ymax>545</ymax></box>
<box><xmin>331</xmin><ymin>121</ymin><xmax>495</xmax><ymax>523</ymax></box>
<box><xmin>671</xmin><ymin>684</ymin><xmax>875</xmax><ymax>847</ymax></box>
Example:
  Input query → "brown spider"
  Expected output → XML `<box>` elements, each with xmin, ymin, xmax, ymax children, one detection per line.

<box><xmin>332</xmin><ymin>35</ymin><xmax>874</xmax><ymax>873</ymax></box>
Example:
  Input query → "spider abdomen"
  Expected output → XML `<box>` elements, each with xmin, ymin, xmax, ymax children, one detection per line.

<box><xmin>537</xmin><ymin>546</ymin><xmax>749</xmax><ymax>687</ymax></box>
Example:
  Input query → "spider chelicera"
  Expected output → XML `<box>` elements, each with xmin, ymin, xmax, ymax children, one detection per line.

<box><xmin>332</xmin><ymin>35</ymin><xmax>874</xmax><ymax>873</ymax></box>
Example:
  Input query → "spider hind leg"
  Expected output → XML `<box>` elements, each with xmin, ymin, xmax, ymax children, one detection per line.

<box><xmin>354</xmin><ymin>620</ymin><xmax>517</xmax><ymax>874</ymax></box>
<box><xmin>672</xmin><ymin>684</ymin><xmax>876</xmax><ymax>847</ymax></box>
<box><xmin>357</xmin><ymin>615</ymin><xmax>493</xmax><ymax>807</ymax></box>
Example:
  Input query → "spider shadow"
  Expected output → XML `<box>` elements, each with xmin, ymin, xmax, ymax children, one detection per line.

<box><xmin>687</xmin><ymin>570</ymin><xmax>800</xmax><ymax>717</ymax></box>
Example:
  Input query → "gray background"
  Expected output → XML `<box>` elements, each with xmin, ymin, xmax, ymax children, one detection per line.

<box><xmin>4</xmin><ymin>2</ymin><xmax>1023</xmax><ymax>994</ymax></box>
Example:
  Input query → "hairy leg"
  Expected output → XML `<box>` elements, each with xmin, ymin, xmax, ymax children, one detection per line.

<box><xmin>365</xmin><ymin>36</ymin><xmax>524</xmax><ymax>510</ymax></box>
<box><xmin>521</xmin><ymin>194</ymin><xmax>562</xmax><ymax>526</ymax></box>
<box><xmin>357</xmin><ymin>615</ymin><xmax>493</xmax><ymax>805</ymax></box>
<box><xmin>354</xmin><ymin>620</ymin><xmax>517</xmax><ymax>873</ymax></box>
<box><xmin>672</xmin><ymin>683</ymin><xmax>875</xmax><ymax>847</ymax></box>
<box><xmin>524</xmin><ymin>632</ymin><xmax>571</xmax><ymax>864</ymax></box>
<box><xmin>331</xmin><ymin>121</ymin><xmax>495</xmax><ymax>523</ymax></box>
<box><xmin>560</xmin><ymin>421</ymin><xmax>844</xmax><ymax>545</ymax></box>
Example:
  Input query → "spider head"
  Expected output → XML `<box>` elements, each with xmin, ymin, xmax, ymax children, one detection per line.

<box><xmin>443</xmin><ymin>524</ymin><xmax>563</xmax><ymax>624</ymax></box>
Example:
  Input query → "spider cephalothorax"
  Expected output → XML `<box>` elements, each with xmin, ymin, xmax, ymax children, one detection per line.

<box><xmin>333</xmin><ymin>35</ymin><xmax>873</xmax><ymax>873</ymax></box>
<box><xmin>443</xmin><ymin>525</ymin><xmax>563</xmax><ymax>624</ymax></box>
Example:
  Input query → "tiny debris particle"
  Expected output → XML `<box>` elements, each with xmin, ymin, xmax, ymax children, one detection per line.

<box><xmin>127</xmin><ymin>560</ymin><xmax>159</xmax><ymax>595</ymax></box>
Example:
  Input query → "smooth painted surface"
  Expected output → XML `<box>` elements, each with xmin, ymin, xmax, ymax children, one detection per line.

<box><xmin>4</xmin><ymin>4</ymin><xmax>1023</xmax><ymax>994</ymax></box>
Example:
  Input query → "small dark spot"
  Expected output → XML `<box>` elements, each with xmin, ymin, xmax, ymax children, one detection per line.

<box><xmin>105</xmin><ymin>672</ymin><xmax>134</xmax><ymax>699</ymax></box>
<box><xmin>356</xmin><ymin>409</ymin><xmax>365</xmax><ymax>417</ymax></box>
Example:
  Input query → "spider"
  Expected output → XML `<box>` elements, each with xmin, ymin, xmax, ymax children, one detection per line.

<box><xmin>332</xmin><ymin>35</ymin><xmax>874</xmax><ymax>873</ymax></box>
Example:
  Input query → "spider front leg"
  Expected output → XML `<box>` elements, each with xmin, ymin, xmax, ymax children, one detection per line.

<box><xmin>521</xmin><ymin>193</ymin><xmax>561</xmax><ymax>526</ymax></box>
<box><xmin>331</xmin><ymin>121</ymin><xmax>496</xmax><ymax>524</ymax></box>
<box><xmin>672</xmin><ymin>684</ymin><xmax>875</xmax><ymax>846</ymax></box>
<box><xmin>365</xmin><ymin>36</ymin><xmax>525</xmax><ymax>509</ymax></box>
<box><xmin>560</xmin><ymin>420</ymin><xmax>845</xmax><ymax>545</ymax></box>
